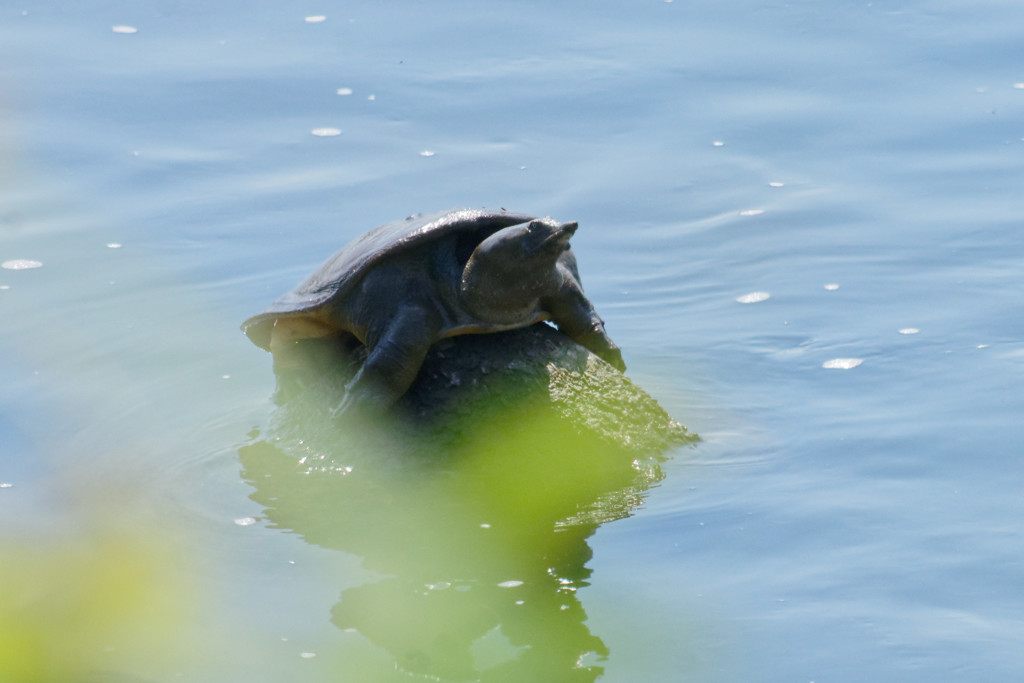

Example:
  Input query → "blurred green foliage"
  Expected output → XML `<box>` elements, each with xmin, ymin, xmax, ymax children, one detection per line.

<box><xmin>0</xmin><ymin>522</ymin><xmax>192</xmax><ymax>683</ymax></box>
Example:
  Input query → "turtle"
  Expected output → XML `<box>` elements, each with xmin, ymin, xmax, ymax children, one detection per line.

<box><xmin>242</xmin><ymin>208</ymin><xmax>625</xmax><ymax>415</ymax></box>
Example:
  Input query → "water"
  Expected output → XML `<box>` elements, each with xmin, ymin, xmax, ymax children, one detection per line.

<box><xmin>3</xmin><ymin>0</ymin><xmax>1024</xmax><ymax>680</ymax></box>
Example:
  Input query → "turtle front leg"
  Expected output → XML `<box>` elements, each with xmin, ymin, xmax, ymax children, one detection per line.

<box><xmin>544</xmin><ymin>270</ymin><xmax>626</xmax><ymax>372</ymax></box>
<box><xmin>331</xmin><ymin>305</ymin><xmax>441</xmax><ymax>417</ymax></box>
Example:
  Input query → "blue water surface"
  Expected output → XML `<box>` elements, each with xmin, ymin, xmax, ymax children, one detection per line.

<box><xmin>2</xmin><ymin>1</ymin><xmax>1024</xmax><ymax>681</ymax></box>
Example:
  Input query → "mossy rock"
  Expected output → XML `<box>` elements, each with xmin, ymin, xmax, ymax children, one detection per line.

<box><xmin>269</xmin><ymin>322</ymin><xmax>695</xmax><ymax>462</ymax></box>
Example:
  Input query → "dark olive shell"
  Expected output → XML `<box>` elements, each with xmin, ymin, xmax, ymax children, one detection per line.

<box><xmin>242</xmin><ymin>208</ymin><xmax>536</xmax><ymax>350</ymax></box>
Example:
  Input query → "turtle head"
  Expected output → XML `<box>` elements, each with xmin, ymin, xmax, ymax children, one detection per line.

<box><xmin>522</xmin><ymin>217</ymin><xmax>577</xmax><ymax>257</ymax></box>
<box><xmin>460</xmin><ymin>218</ymin><xmax>575</xmax><ymax>324</ymax></box>
<box><xmin>481</xmin><ymin>217</ymin><xmax>576</xmax><ymax>261</ymax></box>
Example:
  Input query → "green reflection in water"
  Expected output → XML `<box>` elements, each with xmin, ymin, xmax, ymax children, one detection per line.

<box><xmin>241</xmin><ymin>372</ymin><xmax>688</xmax><ymax>681</ymax></box>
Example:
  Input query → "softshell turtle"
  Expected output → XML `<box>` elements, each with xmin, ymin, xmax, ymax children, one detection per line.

<box><xmin>242</xmin><ymin>208</ymin><xmax>625</xmax><ymax>415</ymax></box>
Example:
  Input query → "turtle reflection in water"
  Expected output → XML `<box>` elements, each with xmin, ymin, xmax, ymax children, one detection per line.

<box><xmin>242</xmin><ymin>208</ymin><xmax>625</xmax><ymax>416</ymax></box>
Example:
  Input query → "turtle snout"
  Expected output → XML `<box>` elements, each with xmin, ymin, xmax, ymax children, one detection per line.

<box><xmin>551</xmin><ymin>221</ymin><xmax>577</xmax><ymax>250</ymax></box>
<box><xmin>540</xmin><ymin>222</ymin><xmax>576</xmax><ymax>252</ymax></box>
<box><xmin>550</xmin><ymin>221</ymin><xmax>577</xmax><ymax>245</ymax></box>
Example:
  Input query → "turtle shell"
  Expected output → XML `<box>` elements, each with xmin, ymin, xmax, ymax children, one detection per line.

<box><xmin>242</xmin><ymin>208</ymin><xmax>537</xmax><ymax>351</ymax></box>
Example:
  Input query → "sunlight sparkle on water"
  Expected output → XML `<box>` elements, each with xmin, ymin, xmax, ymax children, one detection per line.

<box><xmin>823</xmin><ymin>358</ymin><xmax>863</xmax><ymax>369</ymax></box>
<box><xmin>234</xmin><ymin>517</ymin><xmax>257</xmax><ymax>526</ymax></box>
<box><xmin>740</xmin><ymin>209</ymin><xmax>764</xmax><ymax>216</ymax></box>
<box><xmin>420</xmin><ymin>150</ymin><xmax>436</xmax><ymax>157</ymax></box>
<box><xmin>497</xmin><ymin>580</ymin><xmax>524</xmax><ymax>588</ymax></box>
<box><xmin>736</xmin><ymin>292</ymin><xmax>770</xmax><ymax>304</ymax></box>
<box><xmin>898</xmin><ymin>328</ymin><xmax>920</xmax><ymax>335</ymax></box>
<box><xmin>304</xmin><ymin>16</ymin><xmax>326</xmax><ymax>23</ymax></box>
<box><xmin>111</xmin><ymin>25</ymin><xmax>137</xmax><ymax>34</ymax></box>
<box><xmin>824</xmin><ymin>283</ymin><xmax>840</xmax><ymax>290</ymax></box>
<box><xmin>311</xmin><ymin>128</ymin><xmax>341</xmax><ymax>137</ymax></box>
<box><xmin>2</xmin><ymin>259</ymin><xmax>43</xmax><ymax>270</ymax></box>
<box><xmin>336</xmin><ymin>88</ymin><xmax>353</xmax><ymax>95</ymax></box>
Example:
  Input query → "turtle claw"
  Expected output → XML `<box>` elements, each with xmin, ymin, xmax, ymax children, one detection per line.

<box><xmin>575</xmin><ymin>325</ymin><xmax>626</xmax><ymax>372</ymax></box>
<box><xmin>330</xmin><ymin>392</ymin><xmax>355</xmax><ymax>418</ymax></box>
<box><xmin>330</xmin><ymin>379</ymin><xmax>394</xmax><ymax>420</ymax></box>
<box><xmin>602</xmin><ymin>347</ymin><xmax>626</xmax><ymax>373</ymax></box>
